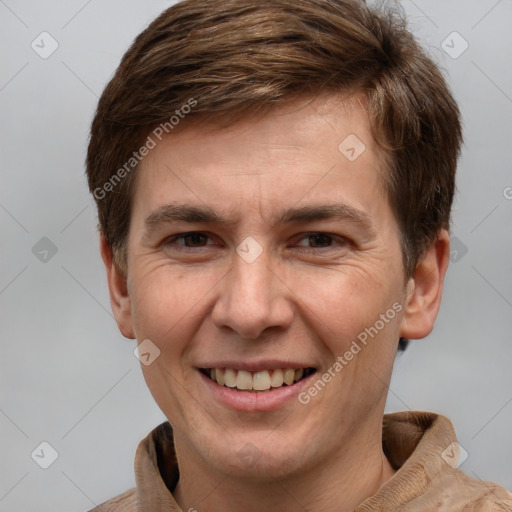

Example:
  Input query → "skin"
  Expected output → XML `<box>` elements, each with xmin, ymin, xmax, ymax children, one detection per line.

<box><xmin>101</xmin><ymin>94</ymin><xmax>450</xmax><ymax>512</ymax></box>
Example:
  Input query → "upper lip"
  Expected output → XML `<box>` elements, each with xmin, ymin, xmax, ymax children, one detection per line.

<box><xmin>196</xmin><ymin>360</ymin><xmax>316</xmax><ymax>372</ymax></box>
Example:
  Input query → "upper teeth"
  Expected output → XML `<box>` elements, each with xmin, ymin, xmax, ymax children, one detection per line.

<box><xmin>208</xmin><ymin>368</ymin><xmax>306</xmax><ymax>391</ymax></box>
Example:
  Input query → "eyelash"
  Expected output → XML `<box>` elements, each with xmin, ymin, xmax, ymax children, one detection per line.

<box><xmin>163</xmin><ymin>231</ymin><xmax>350</xmax><ymax>251</ymax></box>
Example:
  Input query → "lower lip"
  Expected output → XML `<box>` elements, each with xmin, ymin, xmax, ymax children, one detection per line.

<box><xmin>198</xmin><ymin>370</ymin><xmax>314</xmax><ymax>412</ymax></box>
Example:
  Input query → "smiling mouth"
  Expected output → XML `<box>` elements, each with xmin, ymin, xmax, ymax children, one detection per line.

<box><xmin>200</xmin><ymin>367</ymin><xmax>316</xmax><ymax>392</ymax></box>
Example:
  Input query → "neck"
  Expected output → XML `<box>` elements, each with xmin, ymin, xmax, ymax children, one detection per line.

<box><xmin>173</xmin><ymin>421</ymin><xmax>396</xmax><ymax>512</ymax></box>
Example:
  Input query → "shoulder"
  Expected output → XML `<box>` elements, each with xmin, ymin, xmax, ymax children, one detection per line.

<box><xmin>424</xmin><ymin>468</ymin><xmax>512</xmax><ymax>511</ymax></box>
<box><xmin>374</xmin><ymin>412</ymin><xmax>512</xmax><ymax>511</ymax></box>
<box><xmin>87</xmin><ymin>488</ymin><xmax>137</xmax><ymax>512</ymax></box>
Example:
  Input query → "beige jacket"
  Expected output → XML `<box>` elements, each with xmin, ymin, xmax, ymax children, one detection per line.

<box><xmin>90</xmin><ymin>411</ymin><xmax>512</xmax><ymax>511</ymax></box>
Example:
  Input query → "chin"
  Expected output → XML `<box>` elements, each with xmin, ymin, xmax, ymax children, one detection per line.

<box><xmin>202</xmin><ymin>431</ymin><xmax>311</xmax><ymax>481</ymax></box>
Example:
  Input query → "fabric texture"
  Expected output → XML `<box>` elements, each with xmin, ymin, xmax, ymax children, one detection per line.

<box><xmin>89</xmin><ymin>411</ymin><xmax>512</xmax><ymax>511</ymax></box>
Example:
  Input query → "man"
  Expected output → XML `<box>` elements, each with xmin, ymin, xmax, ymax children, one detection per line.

<box><xmin>86</xmin><ymin>0</ymin><xmax>512</xmax><ymax>510</ymax></box>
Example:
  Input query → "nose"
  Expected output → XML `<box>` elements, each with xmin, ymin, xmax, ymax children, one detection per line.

<box><xmin>211</xmin><ymin>245</ymin><xmax>294</xmax><ymax>340</ymax></box>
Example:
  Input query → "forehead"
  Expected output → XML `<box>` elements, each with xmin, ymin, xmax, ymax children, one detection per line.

<box><xmin>132</xmin><ymin>94</ymin><xmax>390</xmax><ymax>227</ymax></box>
<box><xmin>148</xmin><ymin>94</ymin><xmax>375</xmax><ymax>167</ymax></box>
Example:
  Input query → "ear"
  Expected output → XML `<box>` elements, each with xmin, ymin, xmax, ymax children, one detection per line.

<box><xmin>99</xmin><ymin>234</ymin><xmax>135</xmax><ymax>339</ymax></box>
<box><xmin>399</xmin><ymin>229</ymin><xmax>450</xmax><ymax>340</ymax></box>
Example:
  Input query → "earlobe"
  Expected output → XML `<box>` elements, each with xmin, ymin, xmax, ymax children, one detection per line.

<box><xmin>99</xmin><ymin>234</ymin><xmax>135</xmax><ymax>339</ymax></box>
<box><xmin>399</xmin><ymin>229</ymin><xmax>450</xmax><ymax>340</ymax></box>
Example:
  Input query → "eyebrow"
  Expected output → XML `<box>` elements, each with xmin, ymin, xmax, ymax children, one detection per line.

<box><xmin>143</xmin><ymin>203</ymin><xmax>375</xmax><ymax>236</ymax></box>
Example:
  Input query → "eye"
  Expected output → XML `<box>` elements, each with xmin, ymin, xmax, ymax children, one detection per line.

<box><xmin>164</xmin><ymin>232</ymin><xmax>215</xmax><ymax>248</ymax></box>
<box><xmin>294</xmin><ymin>232</ymin><xmax>348</xmax><ymax>249</ymax></box>
<box><xmin>298</xmin><ymin>233</ymin><xmax>333</xmax><ymax>248</ymax></box>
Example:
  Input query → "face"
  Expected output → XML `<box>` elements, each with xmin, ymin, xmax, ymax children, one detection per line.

<box><xmin>109</xmin><ymin>95</ymin><xmax>440</xmax><ymax>481</ymax></box>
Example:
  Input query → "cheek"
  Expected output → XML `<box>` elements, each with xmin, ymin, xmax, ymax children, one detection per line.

<box><xmin>128</xmin><ymin>264</ymin><xmax>213</xmax><ymax>345</ymax></box>
<box><xmin>130</xmin><ymin>268</ymin><xmax>216</xmax><ymax>411</ymax></box>
<box><xmin>287</xmin><ymin>263</ymin><xmax>399</xmax><ymax>346</ymax></box>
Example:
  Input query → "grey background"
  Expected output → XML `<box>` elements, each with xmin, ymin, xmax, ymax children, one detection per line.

<box><xmin>0</xmin><ymin>1</ymin><xmax>511</xmax><ymax>510</ymax></box>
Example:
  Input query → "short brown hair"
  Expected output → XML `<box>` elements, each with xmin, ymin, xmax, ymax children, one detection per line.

<box><xmin>86</xmin><ymin>0</ymin><xmax>462</xmax><ymax>278</ymax></box>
